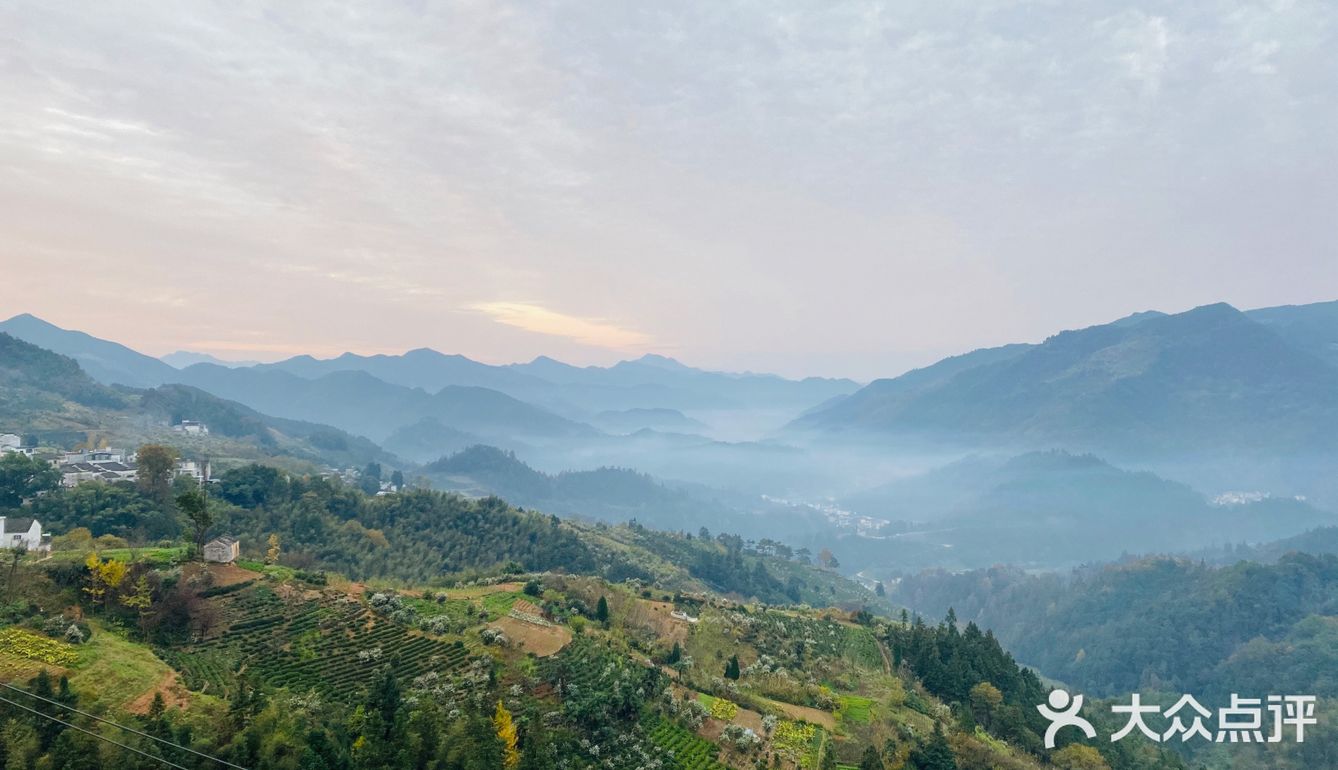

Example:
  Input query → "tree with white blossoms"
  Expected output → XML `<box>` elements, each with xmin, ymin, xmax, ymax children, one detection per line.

<box><xmin>762</xmin><ymin>714</ymin><xmax>778</xmax><ymax>736</ymax></box>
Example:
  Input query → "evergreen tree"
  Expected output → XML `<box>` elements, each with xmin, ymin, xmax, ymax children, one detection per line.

<box><xmin>353</xmin><ymin>667</ymin><xmax>402</xmax><ymax>769</ymax></box>
<box><xmin>724</xmin><ymin>654</ymin><xmax>741</xmax><ymax>680</ymax></box>
<box><xmin>595</xmin><ymin>595</ymin><xmax>609</xmax><ymax>624</ymax></box>
<box><xmin>28</xmin><ymin>669</ymin><xmax>63</xmax><ymax>750</ymax></box>
<box><xmin>359</xmin><ymin>463</ymin><xmax>382</xmax><ymax>495</ymax></box>
<box><xmin>859</xmin><ymin>744</ymin><xmax>887</xmax><ymax>770</ymax></box>
<box><xmin>45</xmin><ymin>731</ymin><xmax>101</xmax><ymax>770</ymax></box>
<box><xmin>909</xmin><ymin>723</ymin><xmax>957</xmax><ymax>770</ymax></box>
<box><xmin>176</xmin><ymin>484</ymin><xmax>212</xmax><ymax>559</ymax></box>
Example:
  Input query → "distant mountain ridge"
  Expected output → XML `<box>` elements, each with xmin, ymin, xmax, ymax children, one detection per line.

<box><xmin>255</xmin><ymin>349</ymin><xmax>860</xmax><ymax>414</ymax></box>
<box><xmin>161</xmin><ymin>350</ymin><xmax>261</xmax><ymax>368</ymax></box>
<box><xmin>795</xmin><ymin>302</ymin><xmax>1338</xmax><ymax>452</ymax></box>
<box><xmin>421</xmin><ymin>444</ymin><xmax>751</xmax><ymax>532</ymax></box>
<box><xmin>589</xmin><ymin>407</ymin><xmax>706</xmax><ymax>434</ymax></box>
<box><xmin>0</xmin><ymin>314</ymin><xmax>178</xmax><ymax>388</ymax></box>
<box><xmin>833</xmin><ymin>449</ymin><xmax>1334</xmax><ymax>572</ymax></box>
<box><xmin>1</xmin><ymin>313</ymin><xmax>859</xmax><ymax>441</ymax></box>
<box><xmin>0</xmin><ymin>333</ymin><xmax>396</xmax><ymax>469</ymax></box>
<box><xmin>254</xmin><ymin>348</ymin><xmax>547</xmax><ymax>392</ymax></box>
<box><xmin>169</xmin><ymin>364</ymin><xmax>594</xmax><ymax>444</ymax></box>
<box><xmin>1246</xmin><ymin>299</ymin><xmax>1338</xmax><ymax>368</ymax></box>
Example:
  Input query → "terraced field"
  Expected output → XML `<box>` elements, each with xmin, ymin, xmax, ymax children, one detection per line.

<box><xmin>644</xmin><ymin>714</ymin><xmax>729</xmax><ymax>770</ymax></box>
<box><xmin>160</xmin><ymin>585</ymin><xmax>474</xmax><ymax>700</ymax></box>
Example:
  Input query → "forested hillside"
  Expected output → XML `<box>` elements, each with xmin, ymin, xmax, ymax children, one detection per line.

<box><xmin>796</xmin><ymin>303</ymin><xmax>1338</xmax><ymax>453</ymax></box>
<box><xmin>893</xmin><ymin>554</ymin><xmax>1338</xmax><ymax>699</ymax></box>
<box><xmin>422</xmin><ymin>445</ymin><xmax>761</xmax><ymax>534</ymax></box>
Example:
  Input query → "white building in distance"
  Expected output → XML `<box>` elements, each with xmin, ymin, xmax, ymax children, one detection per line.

<box><xmin>0</xmin><ymin>517</ymin><xmax>49</xmax><ymax>552</ymax></box>
<box><xmin>203</xmin><ymin>536</ymin><xmax>240</xmax><ymax>563</ymax></box>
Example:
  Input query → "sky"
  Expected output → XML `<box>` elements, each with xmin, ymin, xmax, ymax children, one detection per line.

<box><xmin>1</xmin><ymin>1</ymin><xmax>1335</xmax><ymax>380</ymax></box>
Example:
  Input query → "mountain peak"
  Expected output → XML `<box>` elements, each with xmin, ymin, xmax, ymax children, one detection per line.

<box><xmin>630</xmin><ymin>353</ymin><xmax>689</xmax><ymax>370</ymax></box>
<box><xmin>3</xmin><ymin>312</ymin><xmax>47</xmax><ymax>325</ymax></box>
<box><xmin>404</xmin><ymin>347</ymin><xmax>446</xmax><ymax>358</ymax></box>
<box><xmin>795</xmin><ymin>300</ymin><xmax>1338</xmax><ymax>451</ymax></box>
<box><xmin>161</xmin><ymin>350</ymin><xmax>260</xmax><ymax>369</ymax></box>
<box><xmin>0</xmin><ymin>313</ymin><xmax>177</xmax><ymax>388</ymax></box>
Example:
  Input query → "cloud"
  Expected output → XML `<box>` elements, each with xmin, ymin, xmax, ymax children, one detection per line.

<box><xmin>1</xmin><ymin>0</ymin><xmax>1335</xmax><ymax>379</ymax></box>
<box><xmin>468</xmin><ymin>301</ymin><xmax>652</xmax><ymax>349</ymax></box>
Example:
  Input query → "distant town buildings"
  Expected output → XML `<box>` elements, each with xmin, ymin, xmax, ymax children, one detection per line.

<box><xmin>0</xmin><ymin>434</ymin><xmax>36</xmax><ymax>457</ymax></box>
<box><xmin>58</xmin><ymin>459</ymin><xmax>137</xmax><ymax>487</ymax></box>
<box><xmin>0</xmin><ymin>516</ymin><xmax>50</xmax><ymax>552</ymax></box>
<box><xmin>57</xmin><ymin>448</ymin><xmax>135</xmax><ymax>487</ymax></box>
<box><xmin>54</xmin><ymin>448</ymin><xmax>211</xmax><ymax>487</ymax></box>
<box><xmin>172</xmin><ymin>420</ymin><xmax>209</xmax><ymax>435</ymax></box>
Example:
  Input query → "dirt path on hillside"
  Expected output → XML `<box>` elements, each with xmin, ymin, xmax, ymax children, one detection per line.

<box><xmin>126</xmin><ymin>671</ymin><xmax>191</xmax><ymax>714</ymax></box>
<box><xmin>760</xmin><ymin>697</ymin><xmax>836</xmax><ymax>730</ymax></box>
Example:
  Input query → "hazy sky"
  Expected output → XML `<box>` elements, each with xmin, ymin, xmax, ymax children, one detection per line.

<box><xmin>2</xmin><ymin>1</ymin><xmax>1335</xmax><ymax>379</ymax></box>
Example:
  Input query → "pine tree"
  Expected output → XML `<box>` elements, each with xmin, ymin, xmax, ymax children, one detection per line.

<box><xmin>724</xmin><ymin>654</ymin><xmax>741</xmax><ymax>680</ymax></box>
<box><xmin>29</xmin><ymin>669</ymin><xmax>62</xmax><ymax>749</ymax></box>
<box><xmin>595</xmin><ymin>595</ymin><xmax>609</xmax><ymax>624</ymax></box>
<box><xmin>909</xmin><ymin>723</ymin><xmax>957</xmax><ymax>770</ymax></box>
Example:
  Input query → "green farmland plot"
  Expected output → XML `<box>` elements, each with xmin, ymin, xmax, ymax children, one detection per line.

<box><xmin>644</xmin><ymin>714</ymin><xmax>728</xmax><ymax>770</ymax></box>
<box><xmin>162</xmin><ymin>585</ymin><xmax>474</xmax><ymax>700</ymax></box>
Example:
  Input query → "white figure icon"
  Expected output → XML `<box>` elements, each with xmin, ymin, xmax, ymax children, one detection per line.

<box><xmin>1038</xmin><ymin>690</ymin><xmax>1097</xmax><ymax>749</ymax></box>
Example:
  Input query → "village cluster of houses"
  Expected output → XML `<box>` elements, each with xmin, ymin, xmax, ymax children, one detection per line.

<box><xmin>1</xmin><ymin>424</ymin><xmax>239</xmax><ymax>556</ymax></box>
<box><xmin>3</xmin><ymin>429</ymin><xmax>212</xmax><ymax>489</ymax></box>
<box><xmin>50</xmin><ymin>448</ymin><xmax>210</xmax><ymax>488</ymax></box>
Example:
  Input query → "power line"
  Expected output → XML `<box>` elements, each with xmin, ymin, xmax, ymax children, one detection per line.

<box><xmin>0</xmin><ymin>682</ymin><xmax>248</xmax><ymax>770</ymax></box>
<box><xmin>0</xmin><ymin>693</ymin><xmax>190</xmax><ymax>770</ymax></box>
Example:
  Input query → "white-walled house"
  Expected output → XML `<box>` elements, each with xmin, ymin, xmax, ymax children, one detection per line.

<box><xmin>176</xmin><ymin>459</ymin><xmax>210</xmax><ymax>484</ymax></box>
<box><xmin>0</xmin><ymin>517</ymin><xmax>49</xmax><ymax>552</ymax></box>
<box><xmin>0</xmin><ymin>434</ymin><xmax>21</xmax><ymax>452</ymax></box>
<box><xmin>61</xmin><ymin>449</ymin><xmax>126</xmax><ymax>464</ymax></box>
<box><xmin>203</xmin><ymin>536</ymin><xmax>240</xmax><ymax>564</ymax></box>
<box><xmin>57</xmin><ymin>460</ymin><xmax>137</xmax><ymax>487</ymax></box>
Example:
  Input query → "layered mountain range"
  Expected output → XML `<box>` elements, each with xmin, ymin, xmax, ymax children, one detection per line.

<box><xmin>5</xmin><ymin>299</ymin><xmax>1338</xmax><ymax>571</ymax></box>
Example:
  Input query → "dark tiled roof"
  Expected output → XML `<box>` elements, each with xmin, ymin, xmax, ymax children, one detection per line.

<box><xmin>60</xmin><ymin>461</ymin><xmax>134</xmax><ymax>473</ymax></box>
<box><xmin>207</xmin><ymin>536</ymin><xmax>239</xmax><ymax>546</ymax></box>
<box><xmin>3</xmin><ymin>518</ymin><xmax>36</xmax><ymax>532</ymax></box>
